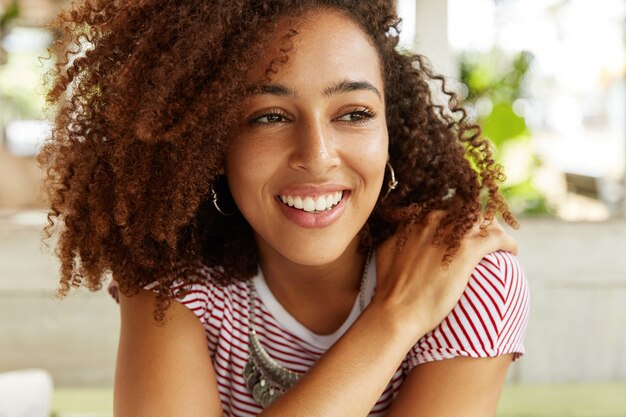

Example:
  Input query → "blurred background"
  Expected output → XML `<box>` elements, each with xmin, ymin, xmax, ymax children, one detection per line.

<box><xmin>0</xmin><ymin>0</ymin><xmax>624</xmax><ymax>416</ymax></box>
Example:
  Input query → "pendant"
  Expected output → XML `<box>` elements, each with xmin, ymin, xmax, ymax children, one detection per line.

<box><xmin>243</xmin><ymin>359</ymin><xmax>283</xmax><ymax>408</ymax></box>
<box><xmin>244</xmin><ymin>326</ymin><xmax>302</xmax><ymax>408</ymax></box>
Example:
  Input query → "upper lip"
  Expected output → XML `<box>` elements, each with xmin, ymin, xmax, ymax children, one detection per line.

<box><xmin>276</xmin><ymin>184</ymin><xmax>349</xmax><ymax>197</ymax></box>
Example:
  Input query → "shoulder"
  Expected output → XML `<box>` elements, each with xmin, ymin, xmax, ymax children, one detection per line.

<box><xmin>114</xmin><ymin>275</ymin><xmax>223</xmax><ymax>416</ymax></box>
<box><xmin>108</xmin><ymin>263</ymin><xmax>246</xmax><ymax>326</ymax></box>
<box><xmin>405</xmin><ymin>250</ymin><xmax>530</xmax><ymax>369</ymax></box>
<box><xmin>167</xmin><ymin>264</ymin><xmax>228</xmax><ymax>326</ymax></box>
<box><xmin>470</xmin><ymin>251</ymin><xmax>528</xmax><ymax>323</ymax></box>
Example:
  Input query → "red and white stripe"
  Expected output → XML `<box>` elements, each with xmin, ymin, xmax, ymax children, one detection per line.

<box><xmin>407</xmin><ymin>251</ymin><xmax>530</xmax><ymax>367</ymax></box>
<box><xmin>108</xmin><ymin>250</ymin><xmax>529</xmax><ymax>416</ymax></box>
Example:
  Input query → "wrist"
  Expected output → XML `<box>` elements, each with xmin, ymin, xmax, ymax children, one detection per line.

<box><xmin>361</xmin><ymin>298</ymin><xmax>428</xmax><ymax>352</ymax></box>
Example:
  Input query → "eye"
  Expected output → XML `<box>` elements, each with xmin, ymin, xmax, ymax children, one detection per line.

<box><xmin>248</xmin><ymin>110</ymin><xmax>290</xmax><ymax>125</ymax></box>
<box><xmin>335</xmin><ymin>108</ymin><xmax>376</xmax><ymax>126</ymax></box>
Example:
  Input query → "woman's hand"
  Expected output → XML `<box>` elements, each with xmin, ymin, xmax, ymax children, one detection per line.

<box><xmin>372</xmin><ymin>211</ymin><xmax>518</xmax><ymax>343</ymax></box>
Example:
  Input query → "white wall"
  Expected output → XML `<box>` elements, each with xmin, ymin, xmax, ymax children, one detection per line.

<box><xmin>507</xmin><ymin>219</ymin><xmax>626</xmax><ymax>383</ymax></box>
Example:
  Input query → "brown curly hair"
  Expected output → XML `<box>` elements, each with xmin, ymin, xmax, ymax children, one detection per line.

<box><xmin>39</xmin><ymin>0</ymin><xmax>518</xmax><ymax>321</ymax></box>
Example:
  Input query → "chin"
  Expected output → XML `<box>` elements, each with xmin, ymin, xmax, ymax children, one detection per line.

<box><xmin>272</xmin><ymin>238</ymin><xmax>357</xmax><ymax>267</ymax></box>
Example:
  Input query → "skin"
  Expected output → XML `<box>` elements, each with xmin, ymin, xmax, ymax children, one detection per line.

<box><xmin>226</xmin><ymin>10</ymin><xmax>388</xmax><ymax>334</ymax></box>
<box><xmin>114</xmin><ymin>8</ymin><xmax>519</xmax><ymax>417</ymax></box>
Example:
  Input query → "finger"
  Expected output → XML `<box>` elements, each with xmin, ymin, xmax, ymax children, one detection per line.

<box><xmin>500</xmin><ymin>233</ymin><xmax>518</xmax><ymax>255</ymax></box>
<box><xmin>424</xmin><ymin>210</ymin><xmax>447</xmax><ymax>227</ymax></box>
<box><xmin>482</xmin><ymin>229</ymin><xmax>518</xmax><ymax>256</ymax></box>
<box><xmin>483</xmin><ymin>219</ymin><xmax>518</xmax><ymax>255</ymax></box>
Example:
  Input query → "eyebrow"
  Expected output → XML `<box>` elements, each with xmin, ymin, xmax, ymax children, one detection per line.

<box><xmin>252</xmin><ymin>84</ymin><xmax>297</xmax><ymax>99</ymax></box>
<box><xmin>324</xmin><ymin>79</ymin><xmax>382</xmax><ymax>100</ymax></box>
<box><xmin>249</xmin><ymin>79</ymin><xmax>382</xmax><ymax>100</ymax></box>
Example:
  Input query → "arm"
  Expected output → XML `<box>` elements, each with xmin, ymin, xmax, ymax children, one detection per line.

<box><xmin>264</xmin><ymin>251</ymin><xmax>526</xmax><ymax>417</ymax></box>
<box><xmin>385</xmin><ymin>249</ymin><xmax>530</xmax><ymax>417</ymax></box>
<box><xmin>114</xmin><ymin>287</ymin><xmax>512</xmax><ymax>417</ymax></box>
<box><xmin>114</xmin><ymin>288</ymin><xmax>223</xmax><ymax>417</ymax></box>
<box><xmin>385</xmin><ymin>355</ymin><xmax>513</xmax><ymax>417</ymax></box>
<box><xmin>113</xmin><ymin>284</ymin><xmax>417</xmax><ymax>417</ymax></box>
<box><xmin>258</xmin><ymin>301</ymin><xmax>419</xmax><ymax>416</ymax></box>
<box><xmin>114</xmin><ymin>216</ymin><xmax>519</xmax><ymax>417</ymax></box>
<box><xmin>260</xmin><ymin>217</ymin><xmax>521</xmax><ymax>416</ymax></box>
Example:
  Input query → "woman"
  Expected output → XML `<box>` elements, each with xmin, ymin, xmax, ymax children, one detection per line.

<box><xmin>39</xmin><ymin>0</ymin><xmax>529</xmax><ymax>416</ymax></box>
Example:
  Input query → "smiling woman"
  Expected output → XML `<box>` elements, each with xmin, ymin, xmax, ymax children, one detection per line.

<box><xmin>39</xmin><ymin>1</ymin><xmax>528</xmax><ymax>416</ymax></box>
<box><xmin>229</xmin><ymin>12</ymin><xmax>388</xmax><ymax>262</ymax></box>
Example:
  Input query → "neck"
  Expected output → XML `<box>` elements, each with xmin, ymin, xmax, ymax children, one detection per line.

<box><xmin>255</xmin><ymin>237</ymin><xmax>366</xmax><ymax>311</ymax></box>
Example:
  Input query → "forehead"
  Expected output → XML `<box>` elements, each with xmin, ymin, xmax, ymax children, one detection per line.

<box><xmin>249</xmin><ymin>9</ymin><xmax>384</xmax><ymax>92</ymax></box>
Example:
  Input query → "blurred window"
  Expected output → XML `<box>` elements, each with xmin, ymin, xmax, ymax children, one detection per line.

<box><xmin>449</xmin><ymin>0</ymin><xmax>626</xmax><ymax>220</ymax></box>
<box><xmin>0</xmin><ymin>26</ymin><xmax>53</xmax><ymax>156</ymax></box>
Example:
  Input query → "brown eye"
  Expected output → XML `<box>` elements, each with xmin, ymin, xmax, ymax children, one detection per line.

<box><xmin>261</xmin><ymin>114</ymin><xmax>285</xmax><ymax>123</ymax></box>
<box><xmin>336</xmin><ymin>109</ymin><xmax>376</xmax><ymax>125</ymax></box>
<box><xmin>248</xmin><ymin>110</ymin><xmax>290</xmax><ymax>125</ymax></box>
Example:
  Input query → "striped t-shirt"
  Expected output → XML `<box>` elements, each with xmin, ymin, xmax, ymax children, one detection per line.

<box><xmin>109</xmin><ymin>250</ymin><xmax>529</xmax><ymax>416</ymax></box>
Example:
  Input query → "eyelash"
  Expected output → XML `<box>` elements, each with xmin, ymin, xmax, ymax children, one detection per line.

<box><xmin>247</xmin><ymin>109</ymin><xmax>290</xmax><ymax>125</ymax></box>
<box><xmin>336</xmin><ymin>107</ymin><xmax>377</xmax><ymax>127</ymax></box>
<box><xmin>247</xmin><ymin>107</ymin><xmax>377</xmax><ymax>127</ymax></box>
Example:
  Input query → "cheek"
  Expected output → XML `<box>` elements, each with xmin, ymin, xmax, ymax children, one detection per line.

<box><xmin>225</xmin><ymin>139</ymin><xmax>278</xmax><ymax>202</ymax></box>
<box><xmin>344</xmin><ymin>130</ymin><xmax>388</xmax><ymax>184</ymax></box>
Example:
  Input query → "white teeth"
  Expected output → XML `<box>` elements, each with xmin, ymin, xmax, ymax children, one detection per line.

<box><xmin>279</xmin><ymin>191</ymin><xmax>345</xmax><ymax>212</ymax></box>
<box><xmin>303</xmin><ymin>197</ymin><xmax>315</xmax><ymax>212</ymax></box>
<box><xmin>315</xmin><ymin>196</ymin><xmax>327</xmax><ymax>211</ymax></box>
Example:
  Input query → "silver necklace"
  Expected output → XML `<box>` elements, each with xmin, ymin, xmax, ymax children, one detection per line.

<box><xmin>243</xmin><ymin>250</ymin><xmax>372</xmax><ymax>408</ymax></box>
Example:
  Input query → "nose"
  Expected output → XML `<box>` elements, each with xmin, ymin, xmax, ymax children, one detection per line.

<box><xmin>288</xmin><ymin>118</ymin><xmax>340</xmax><ymax>176</ymax></box>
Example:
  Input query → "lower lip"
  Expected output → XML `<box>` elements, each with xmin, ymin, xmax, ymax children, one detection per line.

<box><xmin>276</xmin><ymin>192</ymin><xmax>350</xmax><ymax>228</ymax></box>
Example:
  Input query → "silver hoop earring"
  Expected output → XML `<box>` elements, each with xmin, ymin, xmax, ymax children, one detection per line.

<box><xmin>211</xmin><ymin>186</ymin><xmax>235</xmax><ymax>216</ymax></box>
<box><xmin>382</xmin><ymin>161</ymin><xmax>398</xmax><ymax>201</ymax></box>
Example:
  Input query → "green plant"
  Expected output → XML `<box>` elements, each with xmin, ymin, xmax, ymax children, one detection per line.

<box><xmin>0</xmin><ymin>0</ymin><xmax>20</xmax><ymax>66</ymax></box>
<box><xmin>0</xmin><ymin>0</ymin><xmax>19</xmax><ymax>31</ymax></box>
<box><xmin>459</xmin><ymin>49</ymin><xmax>551</xmax><ymax>216</ymax></box>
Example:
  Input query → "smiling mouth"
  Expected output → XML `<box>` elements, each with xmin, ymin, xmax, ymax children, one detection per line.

<box><xmin>277</xmin><ymin>191</ymin><xmax>346</xmax><ymax>213</ymax></box>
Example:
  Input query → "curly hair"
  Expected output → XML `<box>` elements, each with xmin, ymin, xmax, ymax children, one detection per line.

<box><xmin>39</xmin><ymin>0</ymin><xmax>518</xmax><ymax>321</ymax></box>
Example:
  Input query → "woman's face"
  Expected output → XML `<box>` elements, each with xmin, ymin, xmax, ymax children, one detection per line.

<box><xmin>226</xmin><ymin>9</ymin><xmax>388</xmax><ymax>266</ymax></box>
